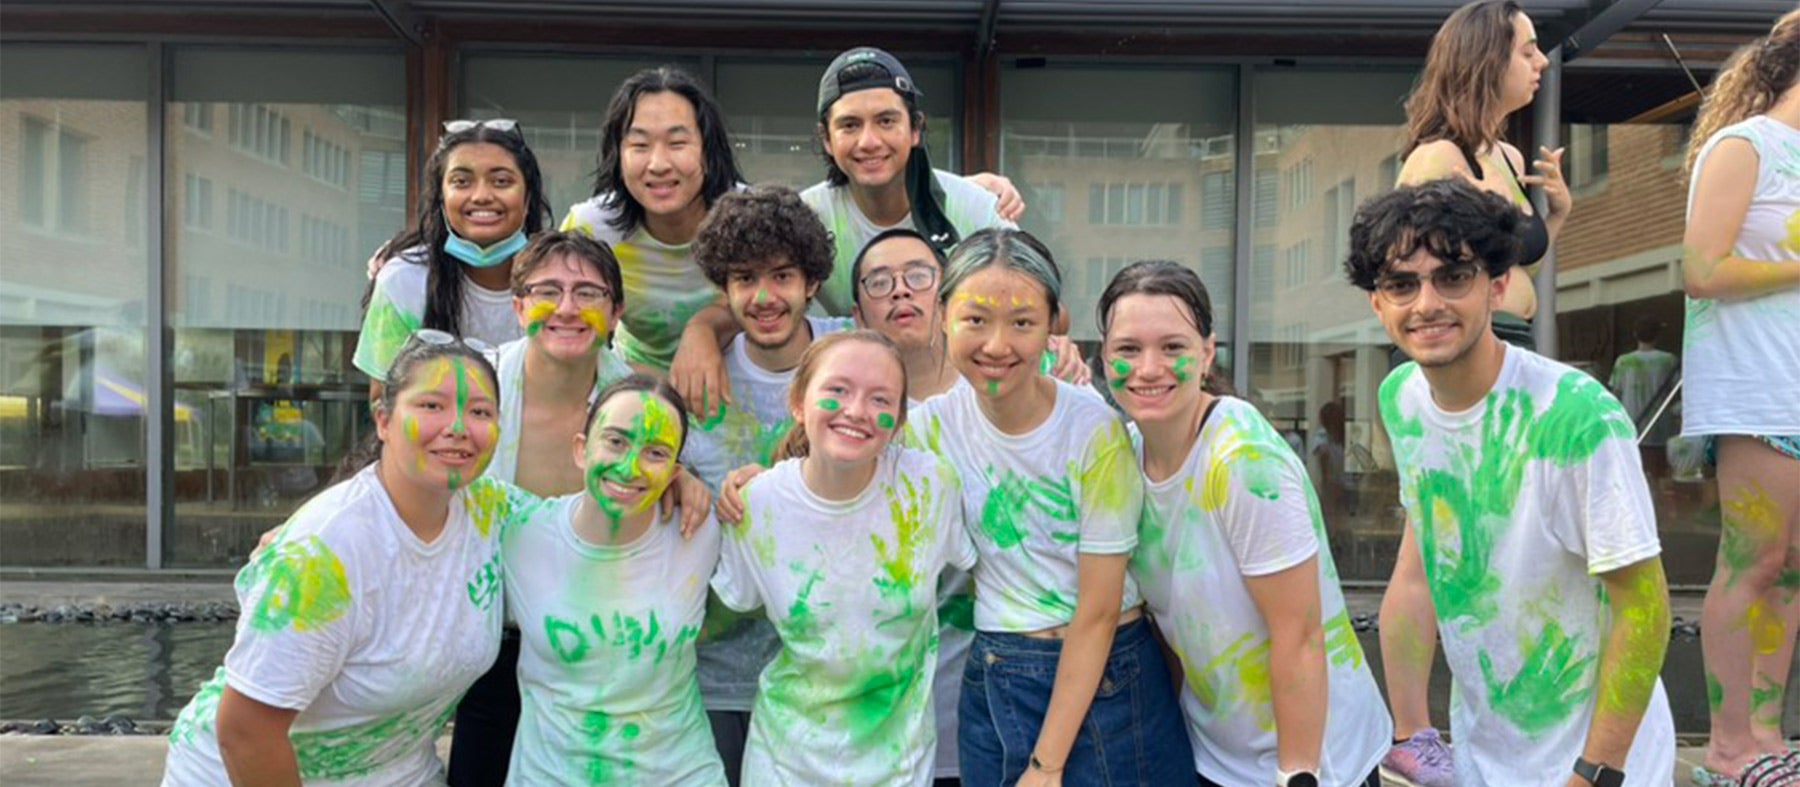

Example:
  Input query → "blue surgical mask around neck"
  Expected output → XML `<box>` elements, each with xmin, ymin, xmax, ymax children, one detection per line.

<box><xmin>443</xmin><ymin>224</ymin><xmax>527</xmax><ymax>269</ymax></box>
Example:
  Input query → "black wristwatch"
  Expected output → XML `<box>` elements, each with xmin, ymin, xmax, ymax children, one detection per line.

<box><xmin>1276</xmin><ymin>769</ymin><xmax>1320</xmax><ymax>787</ymax></box>
<box><xmin>1573</xmin><ymin>757</ymin><xmax>1625</xmax><ymax>787</ymax></box>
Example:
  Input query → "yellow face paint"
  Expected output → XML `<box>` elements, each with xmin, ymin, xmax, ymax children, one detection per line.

<box><xmin>523</xmin><ymin>300</ymin><xmax>557</xmax><ymax>336</ymax></box>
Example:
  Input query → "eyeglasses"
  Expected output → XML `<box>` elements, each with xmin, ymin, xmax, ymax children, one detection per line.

<box><xmin>859</xmin><ymin>264</ymin><xmax>938</xmax><ymax>299</ymax></box>
<box><xmin>1374</xmin><ymin>263</ymin><xmax>1481</xmax><ymax>306</ymax></box>
<box><xmin>519</xmin><ymin>282</ymin><xmax>612</xmax><ymax>308</ymax></box>
<box><xmin>410</xmin><ymin>328</ymin><xmax>493</xmax><ymax>354</ymax></box>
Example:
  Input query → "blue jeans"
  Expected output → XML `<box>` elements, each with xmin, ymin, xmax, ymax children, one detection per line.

<box><xmin>958</xmin><ymin>618</ymin><xmax>1193</xmax><ymax>786</ymax></box>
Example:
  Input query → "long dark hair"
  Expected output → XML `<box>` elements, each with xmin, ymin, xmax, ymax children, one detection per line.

<box><xmin>332</xmin><ymin>336</ymin><xmax>501</xmax><ymax>483</ymax></box>
<box><xmin>373</xmin><ymin>124</ymin><xmax>552</xmax><ymax>336</ymax></box>
<box><xmin>1097</xmin><ymin>260</ymin><xmax>1232</xmax><ymax>396</ymax></box>
<box><xmin>591</xmin><ymin>66</ymin><xmax>744</xmax><ymax>236</ymax></box>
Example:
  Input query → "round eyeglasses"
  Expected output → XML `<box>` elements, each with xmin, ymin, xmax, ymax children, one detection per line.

<box><xmin>859</xmin><ymin>264</ymin><xmax>939</xmax><ymax>299</ymax></box>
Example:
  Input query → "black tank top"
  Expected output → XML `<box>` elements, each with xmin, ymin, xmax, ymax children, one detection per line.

<box><xmin>1466</xmin><ymin>148</ymin><xmax>1551</xmax><ymax>266</ymax></box>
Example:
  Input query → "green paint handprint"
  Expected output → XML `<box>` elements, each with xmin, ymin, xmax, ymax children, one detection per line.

<box><xmin>242</xmin><ymin>535</ymin><xmax>352</xmax><ymax>633</ymax></box>
<box><xmin>979</xmin><ymin>469</ymin><xmax>1077</xmax><ymax>548</ymax></box>
<box><xmin>1479</xmin><ymin>621</ymin><xmax>1595</xmax><ymax>736</ymax></box>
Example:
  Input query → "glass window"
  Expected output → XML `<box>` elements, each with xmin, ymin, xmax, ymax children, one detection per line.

<box><xmin>0</xmin><ymin>44</ymin><xmax>151</xmax><ymax>565</ymax></box>
<box><xmin>1246</xmin><ymin>68</ymin><xmax>1414</xmax><ymax>580</ymax></box>
<box><xmin>1548</xmin><ymin>119</ymin><xmax>1710</xmax><ymax>585</ymax></box>
<box><xmin>167</xmin><ymin>47</ymin><xmax>405</xmax><ymax>566</ymax></box>
<box><xmin>1000</xmin><ymin>65</ymin><xmax>1236</xmax><ymax>345</ymax></box>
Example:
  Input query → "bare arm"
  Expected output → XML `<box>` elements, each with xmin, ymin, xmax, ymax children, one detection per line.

<box><xmin>1380</xmin><ymin>520</ymin><xmax>1440</xmax><ymax>738</ymax></box>
<box><xmin>1244</xmin><ymin>556</ymin><xmax>1328</xmax><ymax>773</ymax></box>
<box><xmin>1022</xmin><ymin>552</ymin><xmax>1127</xmax><ymax>785</ymax></box>
<box><xmin>1683</xmin><ymin>138</ymin><xmax>1800</xmax><ymax>301</ymax></box>
<box><xmin>1575</xmin><ymin>556</ymin><xmax>1670</xmax><ymax>779</ymax></box>
<box><xmin>668</xmin><ymin>296</ymin><xmax>738</xmax><ymax>420</ymax></box>
<box><xmin>966</xmin><ymin>172</ymin><xmax>1025</xmax><ymax>223</ymax></box>
<box><xmin>216</xmin><ymin>686</ymin><xmax>302</xmax><ymax>787</ymax></box>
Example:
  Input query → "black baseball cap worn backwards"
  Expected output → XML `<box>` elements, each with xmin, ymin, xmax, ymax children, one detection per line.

<box><xmin>817</xmin><ymin>47</ymin><xmax>924</xmax><ymax>120</ymax></box>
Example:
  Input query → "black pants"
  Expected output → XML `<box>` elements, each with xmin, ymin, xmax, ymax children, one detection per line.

<box><xmin>447</xmin><ymin>629</ymin><xmax>521</xmax><ymax>787</ymax></box>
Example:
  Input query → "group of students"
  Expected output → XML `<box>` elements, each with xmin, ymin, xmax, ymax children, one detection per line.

<box><xmin>154</xmin><ymin>1</ymin><xmax>1799</xmax><ymax>785</ymax></box>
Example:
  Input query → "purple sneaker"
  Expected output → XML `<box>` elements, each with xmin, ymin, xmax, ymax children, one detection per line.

<box><xmin>1380</xmin><ymin>728</ymin><xmax>1455</xmax><ymax>787</ymax></box>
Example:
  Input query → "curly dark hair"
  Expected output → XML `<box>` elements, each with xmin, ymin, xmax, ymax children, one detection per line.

<box><xmin>1343</xmin><ymin>179</ymin><xmax>1525</xmax><ymax>292</ymax></box>
<box><xmin>693</xmin><ymin>184</ymin><xmax>834</xmax><ymax>289</ymax></box>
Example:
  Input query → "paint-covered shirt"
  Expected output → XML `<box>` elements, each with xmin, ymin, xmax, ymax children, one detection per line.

<box><xmin>1131</xmin><ymin>397</ymin><xmax>1389</xmax><ymax>785</ymax></box>
<box><xmin>353</xmin><ymin>245</ymin><xmax>524</xmax><ymax>381</ymax></box>
<box><xmin>907</xmin><ymin>378</ymin><xmax>1143</xmax><ymax>632</ymax></box>
<box><xmin>1380</xmin><ymin>347</ymin><xmax>1674</xmax><ymax>786</ymax></box>
<box><xmin>561</xmin><ymin>195</ymin><xmax>720</xmax><ymax>371</ymax></box>
<box><xmin>484</xmin><ymin>338</ymin><xmax>633</xmax><ymax>485</ymax></box>
<box><xmin>682</xmin><ymin>315</ymin><xmax>851</xmax><ymax>711</ymax></box>
<box><xmin>801</xmin><ymin>170</ymin><xmax>1012</xmax><ymax>316</ymax></box>
<box><xmin>163</xmin><ymin>467</ymin><xmax>537</xmax><ymax>786</ymax></box>
<box><xmin>1607</xmin><ymin>348</ymin><xmax>1677</xmax><ymax>446</ymax></box>
<box><xmin>711</xmin><ymin>448</ymin><xmax>977</xmax><ymax>787</ymax></box>
<box><xmin>500</xmin><ymin>495</ymin><xmax>726</xmax><ymax>786</ymax></box>
<box><xmin>910</xmin><ymin>375</ymin><xmax>974</xmax><ymax>779</ymax></box>
<box><xmin>1682</xmin><ymin>115</ymin><xmax>1800</xmax><ymax>436</ymax></box>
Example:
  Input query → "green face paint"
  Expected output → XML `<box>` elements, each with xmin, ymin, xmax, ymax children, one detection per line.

<box><xmin>817</xmin><ymin>398</ymin><xmax>840</xmax><ymax>411</ymax></box>
<box><xmin>401</xmin><ymin>415</ymin><xmax>420</xmax><ymax>443</ymax></box>
<box><xmin>577</xmin><ymin>306</ymin><xmax>609</xmax><ymax>349</ymax></box>
<box><xmin>985</xmin><ymin>380</ymin><xmax>999</xmax><ymax>396</ymax></box>
<box><xmin>1173</xmin><ymin>355</ymin><xmax>1195</xmax><ymax>384</ymax></box>
<box><xmin>876</xmin><ymin>412</ymin><xmax>896</xmax><ymax>430</ymax></box>
<box><xmin>584</xmin><ymin>393</ymin><xmax>685</xmax><ymax>532</ymax></box>
<box><xmin>1108</xmin><ymin>358</ymin><xmax>1131</xmax><ymax>390</ymax></box>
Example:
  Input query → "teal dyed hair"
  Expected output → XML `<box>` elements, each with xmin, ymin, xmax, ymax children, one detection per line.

<box><xmin>937</xmin><ymin>227</ymin><xmax>1063</xmax><ymax>320</ymax></box>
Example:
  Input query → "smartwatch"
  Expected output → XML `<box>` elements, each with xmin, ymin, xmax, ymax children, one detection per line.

<box><xmin>1573</xmin><ymin>757</ymin><xmax>1625</xmax><ymax>787</ymax></box>
<box><xmin>1276</xmin><ymin>769</ymin><xmax>1320</xmax><ymax>787</ymax></box>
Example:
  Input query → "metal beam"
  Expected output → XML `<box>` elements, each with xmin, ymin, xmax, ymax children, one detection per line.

<box><xmin>1231</xmin><ymin>64</ymin><xmax>1253</xmax><ymax>397</ymax></box>
<box><xmin>1532</xmin><ymin>46</ymin><xmax>1562</xmax><ymax>359</ymax></box>
<box><xmin>146</xmin><ymin>41</ymin><xmax>169</xmax><ymax>569</ymax></box>
<box><xmin>1561</xmin><ymin>0</ymin><xmax>1667</xmax><ymax>62</ymax></box>
<box><xmin>368</xmin><ymin>0</ymin><xmax>423</xmax><ymax>46</ymax></box>
<box><xmin>976</xmin><ymin>0</ymin><xmax>1001</xmax><ymax>57</ymax></box>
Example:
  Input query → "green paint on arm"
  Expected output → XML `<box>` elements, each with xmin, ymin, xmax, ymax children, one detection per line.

<box><xmin>1592</xmin><ymin>561</ymin><xmax>1671</xmax><ymax>724</ymax></box>
<box><xmin>242</xmin><ymin>536</ymin><xmax>352</xmax><ymax>633</ymax></box>
<box><xmin>1323</xmin><ymin>609</ymin><xmax>1366</xmax><ymax>670</ymax></box>
<box><xmin>1478</xmin><ymin>620</ymin><xmax>1596</xmax><ymax>735</ymax></box>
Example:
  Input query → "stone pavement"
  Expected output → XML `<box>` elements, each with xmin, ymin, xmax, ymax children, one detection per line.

<box><xmin>0</xmin><ymin>733</ymin><xmax>1723</xmax><ymax>786</ymax></box>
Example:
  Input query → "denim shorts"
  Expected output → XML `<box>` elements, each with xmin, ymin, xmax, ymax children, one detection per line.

<box><xmin>958</xmin><ymin>617</ymin><xmax>1193</xmax><ymax>786</ymax></box>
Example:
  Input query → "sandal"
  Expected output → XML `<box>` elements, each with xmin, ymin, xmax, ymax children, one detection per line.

<box><xmin>1693</xmin><ymin>754</ymin><xmax>1800</xmax><ymax>787</ymax></box>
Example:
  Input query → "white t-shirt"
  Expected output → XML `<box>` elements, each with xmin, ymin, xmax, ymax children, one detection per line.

<box><xmin>909</xmin><ymin>375</ymin><xmax>974</xmax><ymax>778</ymax></box>
<box><xmin>562</xmin><ymin>195</ymin><xmax>721</xmax><ymax>371</ymax></box>
<box><xmin>1380</xmin><ymin>348</ymin><xmax>1674</xmax><ymax>786</ymax></box>
<box><xmin>681</xmin><ymin>316</ymin><xmax>852</xmax><ymax>491</ymax></box>
<box><xmin>483</xmin><ymin>337</ymin><xmax>633</xmax><ymax>485</ymax></box>
<box><xmin>1608</xmin><ymin>349</ymin><xmax>1677</xmax><ymax>446</ymax></box>
<box><xmin>1132</xmin><ymin>397</ymin><xmax>1389</xmax><ymax>785</ymax></box>
<box><xmin>1682</xmin><ymin>115</ymin><xmax>1800</xmax><ymax>436</ymax></box>
<box><xmin>681</xmin><ymin>315</ymin><xmax>849</xmax><ymax>711</ymax></box>
<box><xmin>163</xmin><ymin>468</ymin><xmax>536</xmax><ymax>786</ymax></box>
<box><xmin>801</xmin><ymin>170</ymin><xmax>1012</xmax><ymax>316</ymax></box>
<box><xmin>711</xmin><ymin>448</ymin><xmax>977</xmax><ymax>787</ymax></box>
<box><xmin>907</xmin><ymin>378</ymin><xmax>1143</xmax><ymax>632</ymax></box>
<box><xmin>500</xmin><ymin>495</ymin><xmax>726</xmax><ymax>786</ymax></box>
<box><xmin>353</xmin><ymin>246</ymin><xmax>524</xmax><ymax>380</ymax></box>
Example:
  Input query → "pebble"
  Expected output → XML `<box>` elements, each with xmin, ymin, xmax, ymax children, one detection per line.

<box><xmin>0</xmin><ymin>601</ymin><xmax>239</xmax><ymax>625</ymax></box>
<box><xmin>0</xmin><ymin>717</ymin><xmax>164</xmax><ymax>736</ymax></box>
